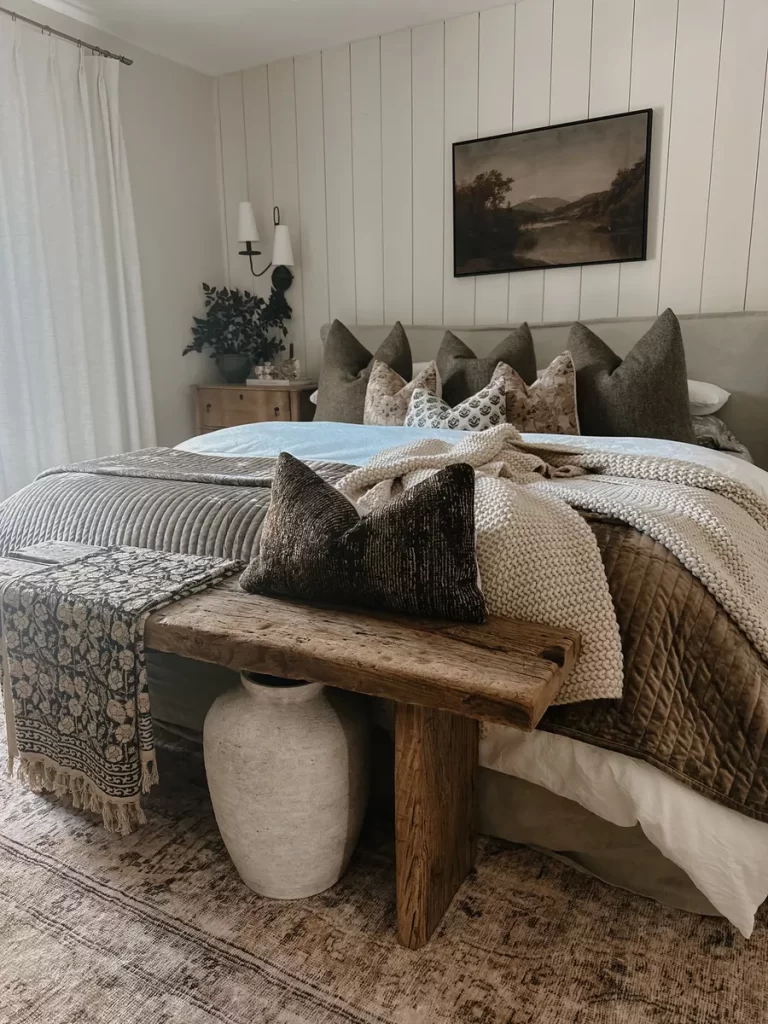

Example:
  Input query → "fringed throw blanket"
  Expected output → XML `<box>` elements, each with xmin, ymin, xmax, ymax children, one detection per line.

<box><xmin>1</xmin><ymin>548</ymin><xmax>240</xmax><ymax>833</ymax></box>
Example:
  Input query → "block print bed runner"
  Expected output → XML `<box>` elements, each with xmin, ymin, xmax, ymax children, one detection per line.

<box><xmin>1</xmin><ymin>547</ymin><xmax>240</xmax><ymax>834</ymax></box>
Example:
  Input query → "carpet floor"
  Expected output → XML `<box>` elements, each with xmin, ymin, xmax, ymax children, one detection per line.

<box><xmin>1</xmin><ymin>735</ymin><xmax>766</xmax><ymax>1024</ymax></box>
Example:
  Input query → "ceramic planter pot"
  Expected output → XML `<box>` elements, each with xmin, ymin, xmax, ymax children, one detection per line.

<box><xmin>216</xmin><ymin>353</ymin><xmax>252</xmax><ymax>384</ymax></box>
<box><xmin>203</xmin><ymin>672</ymin><xmax>370</xmax><ymax>899</ymax></box>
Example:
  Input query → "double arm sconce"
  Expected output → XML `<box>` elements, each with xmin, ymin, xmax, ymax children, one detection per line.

<box><xmin>238</xmin><ymin>201</ymin><xmax>294</xmax><ymax>297</ymax></box>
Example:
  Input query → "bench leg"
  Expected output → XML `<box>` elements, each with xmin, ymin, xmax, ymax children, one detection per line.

<box><xmin>394</xmin><ymin>704</ymin><xmax>478</xmax><ymax>949</ymax></box>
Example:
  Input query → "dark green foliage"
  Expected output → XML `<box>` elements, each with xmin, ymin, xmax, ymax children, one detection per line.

<box><xmin>183</xmin><ymin>283</ymin><xmax>290</xmax><ymax>362</ymax></box>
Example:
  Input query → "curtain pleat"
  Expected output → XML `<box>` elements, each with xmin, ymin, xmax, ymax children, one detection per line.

<box><xmin>0</xmin><ymin>22</ymin><xmax>156</xmax><ymax>500</ymax></box>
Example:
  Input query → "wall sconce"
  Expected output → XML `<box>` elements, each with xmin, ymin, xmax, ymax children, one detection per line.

<box><xmin>238</xmin><ymin>202</ymin><xmax>294</xmax><ymax>298</ymax></box>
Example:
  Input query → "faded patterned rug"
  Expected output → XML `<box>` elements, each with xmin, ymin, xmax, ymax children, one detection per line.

<box><xmin>1</xmin><ymin>725</ymin><xmax>766</xmax><ymax>1024</ymax></box>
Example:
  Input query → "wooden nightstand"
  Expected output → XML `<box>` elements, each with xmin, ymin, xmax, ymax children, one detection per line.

<box><xmin>194</xmin><ymin>381</ymin><xmax>317</xmax><ymax>434</ymax></box>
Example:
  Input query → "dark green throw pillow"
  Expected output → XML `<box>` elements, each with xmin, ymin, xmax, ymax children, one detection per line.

<box><xmin>314</xmin><ymin>320</ymin><xmax>412</xmax><ymax>423</ymax></box>
<box><xmin>241</xmin><ymin>453</ymin><xmax>486</xmax><ymax>623</ymax></box>
<box><xmin>568</xmin><ymin>308</ymin><xmax>695</xmax><ymax>443</ymax></box>
<box><xmin>436</xmin><ymin>325</ymin><xmax>537</xmax><ymax>406</ymax></box>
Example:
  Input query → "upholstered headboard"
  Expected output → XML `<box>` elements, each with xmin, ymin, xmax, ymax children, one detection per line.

<box><xmin>321</xmin><ymin>312</ymin><xmax>768</xmax><ymax>469</ymax></box>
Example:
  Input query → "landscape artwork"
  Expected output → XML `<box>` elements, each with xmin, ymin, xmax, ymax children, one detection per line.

<box><xmin>453</xmin><ymin>109</ymin><xmax>652</xmax><ymax>277</ymax></box>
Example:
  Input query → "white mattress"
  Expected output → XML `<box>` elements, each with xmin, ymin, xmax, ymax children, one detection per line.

<box><xmin>180</xmin><ymin>422</ymin><xmax>768</xmax><ymax>937</ymax></box>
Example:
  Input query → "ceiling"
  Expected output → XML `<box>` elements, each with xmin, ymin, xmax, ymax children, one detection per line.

<box><xmin>39</xmin><ymin>0</ymin><xmax>517</xmax><ymax>76</ymax></box>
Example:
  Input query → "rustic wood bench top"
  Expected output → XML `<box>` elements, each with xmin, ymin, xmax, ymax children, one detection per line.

<box><xmin>2</xmin><ymin>548</ymin><xmax>581</xmax><ymax>948</ymax></box>
<box><xmin>144</xmin><ymin>577</ymin><xmax>580</xmax><ymax>732</ymax></box>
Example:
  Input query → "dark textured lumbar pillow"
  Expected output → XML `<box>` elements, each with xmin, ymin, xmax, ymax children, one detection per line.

<box><xmin>568</xmin><ymin>308</ymin><xmax>695</xmax><ymax>443</ymax></box>
<box><xmin>314</xmin><ymin>320</ymin><xmax>412</xmax><ymax>423</ymax></box>
<box><xmin>436</xmin><ymin>325</ymin><xmax>537</xmax><ymax>406</ymax></box>
<box><xmin>241</xmin><ymin>453</ymin><xmax>486</xmax><ymax>623</ymax></box>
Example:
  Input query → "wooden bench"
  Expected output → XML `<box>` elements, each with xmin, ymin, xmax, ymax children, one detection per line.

<box><xmin>2</xmin><ymin>552</ymin><xmax>580</xmax><ymax>948</ymax></box>
<box><xmin>144</xmin><ymin>579</ymin><xmax>580</xmax><ymax>948</ymax></box>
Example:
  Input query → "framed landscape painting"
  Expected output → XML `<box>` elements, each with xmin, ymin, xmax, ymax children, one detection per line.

<box><xmin>453</xmin><ymin>109</ymin><xmax>653</xmax><ymax>277</ymax></box>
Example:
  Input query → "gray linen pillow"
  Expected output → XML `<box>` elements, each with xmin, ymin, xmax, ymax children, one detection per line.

<box><xmin>240</xmin><ymin>453</ymin><xmax>486</xmax><ymax>623</ymax></box>
<box><xmin>568</xmin><ymin>308</ymin><xmax>695</xmax><ymax>443</ymax></box>
<box><xmin>314</xmin><ymin>320</ymin><xmax>412</xmax><ymax>423</ymax></box>
<box><xmin>436</xmin><ymin>325</ymin><xmax>537</xmax><ymax>406</ymax></box>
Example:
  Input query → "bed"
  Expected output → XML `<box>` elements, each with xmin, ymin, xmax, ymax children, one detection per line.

<box><xmin>169</xmin><ymin>420</ymin><xmax>768</xmax><ymax>939</ymax></box>
<box><xmin>3</xmin><ymin>310</ymin><xmax>767</xmax><ymax>941</ymax></box>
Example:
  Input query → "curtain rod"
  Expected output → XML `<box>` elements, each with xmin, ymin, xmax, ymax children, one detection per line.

<box><xmin>0</xmin><ymin>6</ymin><xmax>133</xmax><ymax>64</ymax></box>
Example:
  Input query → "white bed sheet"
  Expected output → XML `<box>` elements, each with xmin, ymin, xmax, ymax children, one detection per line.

<box><xmin>180</xmin><ymin>421</ymin><xmax>768</xmax><ymax>936</ymax></box>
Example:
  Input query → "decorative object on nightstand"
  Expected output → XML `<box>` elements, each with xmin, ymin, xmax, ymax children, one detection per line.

<box><xmin>194</xmin><ymin>380</ymin><xmax>317</xmax><ymax>432</ymax></box>
<box><xmin>183</xmin><ymin>283</ymin><xmax>291</xmax><ymax>384</ymax></box>
<box><xmin>203</xmin><ymin>671</ymin><xmax>369</xmax><ymax>899</ymax></box>
<box><xmin>280</xmin><ymin>343</ymin><xmax>301</xmax><ymax>380</ymax></box>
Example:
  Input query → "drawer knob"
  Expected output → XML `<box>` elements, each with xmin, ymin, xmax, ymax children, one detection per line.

<box><xmin>239</xmin><ymin>393</ymin><xmax>244</xmax><ymax>401</ymax></box>
<box><xmin>273</xmin><ymin>406</ymin><xmax>281</xmax><ymax>418</ymax></box>
<box><xmin>205</xmin><ymin>403</ymin><xmax>212</xmax><ymax>413</ymax></box>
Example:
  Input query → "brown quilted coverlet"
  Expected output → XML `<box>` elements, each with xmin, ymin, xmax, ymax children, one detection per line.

<box><xmin>542</xmin><ymin>516</ymin><xmax>768</xmax><ymax>823</ymax></box>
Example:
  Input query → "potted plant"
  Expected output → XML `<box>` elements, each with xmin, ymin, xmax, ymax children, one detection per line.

<box><xmin>183</xmin><ymin>283</ymin><xmax>290</xmax><ymax>384</ymax></box>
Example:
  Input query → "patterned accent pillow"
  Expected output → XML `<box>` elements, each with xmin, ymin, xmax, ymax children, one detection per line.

<box><xmin>364</xmin><ymin>359</ymin><xmax>441</xmax><ymax>426</ymax></box>
<box><xmin>240</xmin><ymin>453</ymin><xmax>487</xmax><ymax>623</ymax></box>
<box><xmin>405</xmin><ymin>377</ymin><xmax>507</xmax><ymax>431</ymax></box>
<box><xmin>491</xmin><ymin>353</ymin><xmax>580</xmax><ymax>435</ymax></box>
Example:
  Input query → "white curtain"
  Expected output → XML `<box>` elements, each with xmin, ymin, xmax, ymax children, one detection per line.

<box><xmin>0</xmin><ymin>21</ymin><xmax>156</xmax><ymax>500</ymax></box>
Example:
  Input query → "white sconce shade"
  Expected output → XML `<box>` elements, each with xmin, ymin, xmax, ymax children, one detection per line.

<box><xmin>272</xmin><ymin>223</ymin><xmax>294</xmax><ymax>267</ymax></box>
<box><xmin>238</xmin><ymin>201</ymin><xmax>259</xmax><ymax>243</ymax></box>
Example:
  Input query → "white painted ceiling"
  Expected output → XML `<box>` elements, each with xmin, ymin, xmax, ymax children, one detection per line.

<box><xmin>39</xmin><ymin>0</ymin><xmax>517</xmax><ymax>76</ymax></box>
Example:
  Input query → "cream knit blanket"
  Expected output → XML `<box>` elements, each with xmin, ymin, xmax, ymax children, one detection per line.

<box><xmin>337</xmin><ymin>425</ymin><xmax>768</xmax><ymax>705</ymax></box>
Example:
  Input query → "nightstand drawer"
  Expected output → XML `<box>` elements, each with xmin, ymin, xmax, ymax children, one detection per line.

<box><xmin>195</xmin><ymin>381</ymin><xmax>317</xmax><ymax>432</ymax></box>
<box><xmin>197</xmin><ymin>387</ymin><xmax>291</xmax><ymax>428</ymax></box>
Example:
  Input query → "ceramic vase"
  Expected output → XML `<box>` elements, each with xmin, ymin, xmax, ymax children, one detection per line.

<box><xmin>216</xmin><ymin>353</ymin><xmax>252</xmax><ymax>384</ymax></box>
<box><xmin>203</xmin><ymin>672</ymin><xmax>370</xmax><ymax>899</ymax></box>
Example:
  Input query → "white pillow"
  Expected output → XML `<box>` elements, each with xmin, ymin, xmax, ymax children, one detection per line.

<box><xmin>687</xmin><ymin>379</ymin><xmax>730</xmax><ymax>416</ymax></box>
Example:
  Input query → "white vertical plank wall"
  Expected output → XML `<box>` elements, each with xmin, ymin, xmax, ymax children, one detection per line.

<box><xmin>507</xmin><ymin>0</ymin><xmax>553</xmax><ymax>324</ymax></box>
<box><xmin>746</xmin><ymin>58</ymin><xmax>768</xmax><ymax>312</ymax></box>
<box><xmin>443</xmin><ymin>14</ymin><xmax>479</xmax><ymax>326</ymax></box>
<box><xmin>322</xmin><ymin>45</ymin><xmax>357</xmax><ymax>326</ymax></box>
<box><xmin>579</xmin><ymin>0</ymin><xmax>635</xmax><ymax>320</ymax></box>
<box><xmin>658</xmin><ymin>0</ymin><xmax>724</xmax><ymax>313</ymax></box>
<box><xmin>617</xmin><ymin>0</ymin><xmax>678</xmax><ymax>318</ymax></box>
<box><xmin>474</xmin><ymin>4</ymin><xmax>516</xmax><ymax>325</ymax></box>
<box><xmin>542</xmin><ymin>0</ymin><xmax>593</xmax><ymax>324</ymax></box>
<box><xmin>700</xmin><ymin>0</ymin><xmax>768</xmax><ymax>312</ymax></box>
<box><xmin>411</xmin><ymin>22</ymin><xmax>445</xmax><ymax>324</ymax></box>
<box><xmin>216</xmin><ymin>0</ymin><xmax>768</xmax><ymax>367</ymax></box>
<box><xmin>242</xmin><ymin>66</ymin><xmax>274</xmax><ymax>304</ymax></box>
<box><xmin>294</xmin><ymin>53</ymin><xmax>329</xmax><ymax>378</ymax></box>
<box><xmin>381</xmin><ymin>30</ymin><xmax>413</xmax><ymax>324</ymax></box>
<box><xmin>266</xmin><ymin>59</ymin><xmax>304</xmax><ymax>362</ymax></box>
<box><xmin>351</xmin><ymin>37</ymin><xmax>384</xmax><ymax>324</ymax></box>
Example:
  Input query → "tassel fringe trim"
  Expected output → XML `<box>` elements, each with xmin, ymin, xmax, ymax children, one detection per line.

<box><xmin>10</xmin><ymin>754</ymin><xmax>152</xmax><ymax>836</ymax></box>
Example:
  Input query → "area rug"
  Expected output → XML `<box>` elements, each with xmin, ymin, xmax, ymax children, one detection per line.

<box><xmin>1</xmin><ymin>725</ymin><xmax>766</xmax><ymax>1024</ymax></box>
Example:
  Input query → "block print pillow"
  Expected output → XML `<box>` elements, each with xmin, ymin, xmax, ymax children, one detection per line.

<box><xmin>405</xmin><ymin>377</ymin><xmax>507</xmax><ymax>431</ymax></box>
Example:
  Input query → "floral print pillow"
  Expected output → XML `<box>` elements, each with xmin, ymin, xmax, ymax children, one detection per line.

<box><xmin>492</xmin><ymin>352</ymin><xmax>580</xmax><ymax>435</ymax></box>
<box><xmin>364</xmin><ymin>359</ymin><xmax>441</xmax><ymax>426</ymax></box>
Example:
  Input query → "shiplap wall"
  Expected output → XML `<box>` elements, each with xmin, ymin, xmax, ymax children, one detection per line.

<box><xmin>215</xmin><ymin>0</ymin><xmax>768</xmax><ymax>376</ymax></box>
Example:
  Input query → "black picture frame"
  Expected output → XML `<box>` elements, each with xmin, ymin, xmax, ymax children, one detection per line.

<box><xmin>452</xmin><ymin>108</ymin><xmax>653</xmax><ymax>278</ymax></box>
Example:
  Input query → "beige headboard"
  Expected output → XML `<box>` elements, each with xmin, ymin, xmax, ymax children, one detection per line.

<box><xmin>321</xmin><ymin>312</ymin><xmax>768</xmax><ymax>469</ymax></box>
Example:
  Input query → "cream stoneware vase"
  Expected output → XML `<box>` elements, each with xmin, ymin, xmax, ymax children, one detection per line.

<box><xmin>203</xmin><ymin>672</ymin><xmax>370</xmax><ymax>899</ymax></box>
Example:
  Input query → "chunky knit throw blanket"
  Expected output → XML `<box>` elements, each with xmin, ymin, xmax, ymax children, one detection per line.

<box><xmin>338</xmin><ymin>425</ymin><xmax>768</xmax><ymax>705</ymax></box>
<box><xmin>2</xmin><ymin>548</ymin><xmax>240</xmax><ymax>834</ymax></box>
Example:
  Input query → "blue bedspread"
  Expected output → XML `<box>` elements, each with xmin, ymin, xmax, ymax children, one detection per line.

<box><xmin>177</xmin><ymin>421</ymin><xmax>465</xmax><ymax>466</ymax></box>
